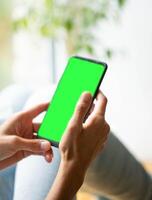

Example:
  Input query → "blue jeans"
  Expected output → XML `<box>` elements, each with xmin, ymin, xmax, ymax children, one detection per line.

<box><xmin>0</xmin><ymin>165</ymin><xmax>16</xmax><ymax>200</ymax></box>
<box><xmin>0</xmin><ymin>133</ymin><xmax>152</xmax><ymax>200</ymax></box>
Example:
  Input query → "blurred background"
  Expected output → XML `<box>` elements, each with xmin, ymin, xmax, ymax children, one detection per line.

<box><xmin>0</xmin><ymin>0</ymin><xmax>152</xmax><ymax>169</ymax></box>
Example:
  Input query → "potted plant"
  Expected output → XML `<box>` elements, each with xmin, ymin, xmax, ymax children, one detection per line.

<box><xmin>13</xmin><ymin>0</ymin><xmax>126</xmax><ymax>57</ymax></box>
<box><xmin>13</xmin><ymin>0</ymin><xmax>126</xmax><ymax>82</ymax></box>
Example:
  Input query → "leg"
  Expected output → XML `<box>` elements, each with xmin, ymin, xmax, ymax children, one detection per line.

<box><xmin>13</xmin><ymin>87</ymin><xmax>77</xmax><ymax>200</ymax></box>
<box><xmin>0</xmin><ymin>165</ymin><xmax>16</xmax><ymax>200</ymax></box>
<box><xmin>13</xmin><ymin>147</ymin><xmax>60</xmax><ymax>200</ymax></box>
<box><xmin>82</xmin><ymin>132</ymin><xmax>152</xmax><ymax>200</ymax></box>
<box><xmin>13</xmin><ymin>147</ymin><xmax>76</xmax><ymax>200</ymax></box>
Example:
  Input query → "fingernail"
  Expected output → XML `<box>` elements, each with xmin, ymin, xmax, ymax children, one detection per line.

<box><xmin>83</xmin><ymin>92</ymin><xmax>92</xmax><ymax>100</ymax></box>
<box><xmin>40</xmin><ymin>141</ymin><xmax>51</xmax><ymax>151</ymax></box>
<box><xmin>46</xmin><ymin>154</ymin><xmax>53</xmax><ymax>163</ymax></box>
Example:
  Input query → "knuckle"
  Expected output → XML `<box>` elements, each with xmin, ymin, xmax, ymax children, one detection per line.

<box><xmin>101</xmin><ymin>123</ymin><xmax>110</xmax><ymax>141</ymax></box>
<box><xmin>98</xmin><ymin>115</ymin><xmax>104</xmax><ymax>122</ymax></box>
<box><xmin>105</xmin><ymin>123</ymin><xmax>110</xmax><ymax>134</ymax></box>
<box><xmin>93</xmin><ymin>114</ymin><xmax>104</xmax><ymax>124</ymax></box>
<box><xmin>101</xmin><ymin>124</ymin><xmax>110</xmax><ymax>141</ymax></box>
<box><xmin>59</xmin><ymin>143</ymin><xmax>67</xmax><ymax>154</ymax></box>
<box><xmin>88</xmin><ymin>115</ymin><xmax>103</xmax><ymax>129</ymax></box>
<box><xmin>103</xmin><ymin>134</ymin><xmax>108</xmax><ymax>143</ymax></box>
<box><xmin>102</xmin><ymin>95</ymin><xmax>108</xmax><ymax>106</ymax></box>
<box><xmin>104</xmin><ymin>96</ymin><xmax>108</xmax><ymax>104</ymax></box>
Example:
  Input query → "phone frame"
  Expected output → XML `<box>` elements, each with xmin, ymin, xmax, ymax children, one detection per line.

<box><xmin>37</xmin><ymin>56</ymin><xmax>108</xmax><ymax>148</ymax></box>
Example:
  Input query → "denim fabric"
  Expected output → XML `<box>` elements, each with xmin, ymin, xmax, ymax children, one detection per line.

<box><xmin>13</xmin><ymin>147</ymin><xmax>61</xmax><ymax>200</ymax></box>
<box><xmin>0</xmin><ymin>134</ymin><xmax>151</xmax><ymax>200</ymax></box>
<box><xmin>82</xmin><ymin>133</ymin><xmax>152</xmax><ymax>200</ymax></box>
<box><xmin>0</xmin><ymin>165</ymin><xmax>16</xmax><ymax>200</ymax></box>
<box><xmin>0</xmin><ymin>84</ymin><xmax>32</xmax><ymax>200</ymax></box>
<box><xmin>12</xmin><ymin>132</ymin><xmax>152</xmax><ymax>200</ymax></box>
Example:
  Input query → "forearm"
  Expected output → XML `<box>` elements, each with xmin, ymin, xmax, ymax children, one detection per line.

<box><xmin>45</xmin><ymin>161</ymin><xmax>85</xmax><ymax>200</ymax></box>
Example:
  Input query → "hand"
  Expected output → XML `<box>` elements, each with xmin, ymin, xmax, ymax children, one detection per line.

<box><xmin>0</xmin><ymin>103</ymin><xmax>53</xmax><ymax>170</ymax></box>
<box><xmin>46</xmin><ymin>91</ymin><xmax>110</xmax><ymax>200</ymax></box>
<box><xmin>59</xmin><ymin>91</ymin><xmax>110</xmax><ymax>174</ymax></box>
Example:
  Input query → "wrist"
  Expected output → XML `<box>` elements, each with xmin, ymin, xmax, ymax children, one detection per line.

<box><xmin>46</xmin><ymin>160</ymin><xmax>85</xmax><ymax>200</ymax></box>
<box><xmin>59</xmin><ymin>160</ymin><xmax>86</xmax><ymax>183</ymax></box>
<box><xmin>57</xmin><ymin>160</ymin><xmax>85</xmax><ymax>197</ymax></box>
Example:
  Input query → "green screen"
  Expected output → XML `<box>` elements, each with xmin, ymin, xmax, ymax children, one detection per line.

<box><xmin>38</xmin><ymin>57</ymin><xmax>106</xmax><ymax>144</ymax></box>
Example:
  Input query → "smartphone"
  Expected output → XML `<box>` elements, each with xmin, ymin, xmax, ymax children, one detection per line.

<box><xmin>38</xmin><ymin>56</ymin><xmax>107</xmax><ymax>147</ymax></box>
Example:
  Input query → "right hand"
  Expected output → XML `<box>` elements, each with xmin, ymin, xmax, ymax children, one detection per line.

<box><xmin>45</xmin><ymin>90</ymin><xmax>110</xmax><ymax>200</ymax></box>
<box><xmin>59</xmin><ymin>90</ymin><xmax>110</xmax><ymax>175</ymax></box>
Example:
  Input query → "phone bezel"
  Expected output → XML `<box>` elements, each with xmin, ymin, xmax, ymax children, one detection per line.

<box><xmin>37</xmin><ymin>56</ymin><xmax>108</xmax><ymax>148</ymax></box>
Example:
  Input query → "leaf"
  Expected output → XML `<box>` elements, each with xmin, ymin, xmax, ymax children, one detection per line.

<box><xmin>12</xmin><ymin>18</ymin><xmax>29</xmax><ymax>31</ymax></box>
<box><xmin>40</xmin><ymin>25</ymin><xmax>50</xmax><ymax>37</ymax></box>
<box><xmin>12</xmin><ymin>0</ymin><xmax>127</xmax><ymax>56</ymax></box>
<box><xmin>85</xmin><ymin>45</ymin><xmax>94</xmax><ymax>54</ymax></box>
<box><xmin>44</xmin><ymin>0</ymin><xmax>53</xmax><ymax>9</ymax></box>
<box><xmin>105</xmin><ymin>49</ymin><xmax>113</xmax><ymax>59</ymax></box>
<box><xmin>64</xmin><ymin>19</ymin><xmax>74</xmax><ymax>32</ymax></box>
<box><xmin>118</xmin><ymin>0</ymin><xmax>126</xmax><ymax>7</ymax></box>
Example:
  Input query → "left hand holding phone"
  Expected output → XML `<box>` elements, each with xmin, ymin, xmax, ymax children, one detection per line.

<box><xmin>0</xmin><ymin>103</ymin><xmax>53</xmax><ymax>170</ymax></box>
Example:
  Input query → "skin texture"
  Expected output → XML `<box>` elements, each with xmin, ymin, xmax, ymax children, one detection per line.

<box><xmin>0</xmin><ymin>90</ymin><xmax>109</xmax><ymax>200</ymax></box>
<box><xmin>0</xmin><ymin>103</ymin><xmax>52</xmax><ymax>170</ymax></box>
<box><xmin>46</xmin><ymin>91</ymin><xmax>110</xmax><ymax>200</ymax></box>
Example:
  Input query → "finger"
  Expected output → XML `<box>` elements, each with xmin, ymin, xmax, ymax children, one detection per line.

<box><xmin>24</xmin><ymin>102</ymin><xmax>49</xmax><ymax>119</ymax></box>
<box><xmin>24</xmin><ymin>151</ymin><xmax>44</xmax><ymax>157</ymax></box>
<box><xmin>12</xmin><ymin>136</ymin><xmax>51</xmax><ymax>153</ymax></box>
<box><xmin>89</xmin><ymin>103</ymin><xmax>95</xmax><ymax>114</ymax></box>
<box><xmin>32</xmin><ymin>133</ymin><xmax>38</xmax><ymax>139</ymax></box>
<box><xmin>97</xmin><ymin>130</ymin><xmax>110</xmax><ymax>155</ymax></box>
<box><xmin>92</xmin><ymin>91</ymin><xmax>107</xmax><ymax>117</ymax></box>
<box><xmin>84</xmin><ymin>103</ymin><xmax>95</xmax><ymax>120</ymax></box>
<box><xmin>72</xmin><ymin>92</ymin><xmax>92</xmax><ymax>124</ymax></box>
<box><xmin>97</xmin><ymin>122</ymin><xmax>110</xmax><ymax>149</ymax></box>
<box><xmin>0</xmin><ymin>151</ymin><xmax>47</xmax><ymax>170</ymax></box>
<box><xmin>33</xmin><ymin>123</ymin><xmax>41</xmax><ymax>133</ymax></box>
<box><xmin>0</xmin><ymin>152</ymin><xmax>24</xmax><ymax>170</ymax></box>
<box><xmin>44</xmin><ymin>150</ymin><xmax>53</xmax><ymax>163</ymax></box>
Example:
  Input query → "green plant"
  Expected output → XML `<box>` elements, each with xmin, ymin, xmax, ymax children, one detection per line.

<box><xmin>13</xmin><ymin>0</ymin><xmax>126</xmax><ymax>57</ymax></box>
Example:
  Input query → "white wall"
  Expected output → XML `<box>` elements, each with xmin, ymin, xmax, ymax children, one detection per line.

<box><xmin>56</xmin><ymin>0</ymin><xmax>152</xmax><ymax>160</ymax></box>
<box><xmin>13</xmin><ymin>0</ymin><xmax>152</xmax><ymax>160</ymax></box>
<box><xmin>100</xmin><ymin>0</ymin><xmax>152</xmax><ymax>160</ymax></box>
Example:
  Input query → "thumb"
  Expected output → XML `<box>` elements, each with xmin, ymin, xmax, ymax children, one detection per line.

<box><xmin>14</xmin><ymin>137</ymin><xmax>51</xmax><ymax>153</ymax></box>
<box><xmin>73</xmin><ymin>92</ymin><xmax>92</xmax><ymax>124</ymax></box>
